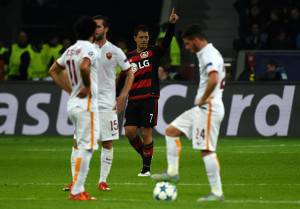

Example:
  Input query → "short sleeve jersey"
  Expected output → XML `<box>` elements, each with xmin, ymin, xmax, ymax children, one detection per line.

<box><xmin>195</xmin><ymin>43</ymin><xmax>225</xmax><ymax>104</ymax></box>
<box><xmin>94</xmin><ymin>41</ymin><xmax>130</xmax><ymax>110</ymax></box>
<box><xmin>57</xmin><ymin>40</ymin><xmax>99</xmax><ymax>112</ymax></box>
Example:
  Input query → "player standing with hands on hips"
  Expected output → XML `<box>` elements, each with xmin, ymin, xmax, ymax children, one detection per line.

<box><xmin>152</xmin><ymin>24</ymin><xmax>226</xmax><ymax>202</ymax></box>
<box><xmin>117</xmin><ymin>8</ymin><xmax>179</xmax><ymax>176</ymax></box>
<box><xmin>49</xmin><ymin>16</ymin><xmax>99</xmax><ymax>201</ymax></box>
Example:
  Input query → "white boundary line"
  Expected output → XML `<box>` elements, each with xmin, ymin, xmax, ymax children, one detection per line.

<box><xmin>1</xmin><ymin>182</ymin><xmax>300</xmax><ymax>187</ymax></box>
<box><xmin>0</xmin><ymin>197</ymin><xmax>299</xmax><ymax>205</ymax></box>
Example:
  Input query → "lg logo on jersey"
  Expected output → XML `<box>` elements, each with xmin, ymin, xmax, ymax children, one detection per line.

<box><xmin>130</xmin><ymin>60</ymin><xmax>150</xmax><ymax>73</ymax></box>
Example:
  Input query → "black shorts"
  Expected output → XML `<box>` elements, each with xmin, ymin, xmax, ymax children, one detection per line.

<box><xmin>124</xmin><ymin>98</ymin><xmax>158</xmax><ymax>128</ymax></box>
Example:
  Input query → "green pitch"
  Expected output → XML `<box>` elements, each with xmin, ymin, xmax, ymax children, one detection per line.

<box><xmin>0</xmin><ymin>136</ymin><xmax>299</xmax><ymax>209</ymax></box>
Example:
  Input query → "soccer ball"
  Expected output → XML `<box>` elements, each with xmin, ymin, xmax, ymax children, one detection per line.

<box><xmin>153</xmin><ymin>181</ymin><xmax>177</xmax><ymax>201</ymax></box>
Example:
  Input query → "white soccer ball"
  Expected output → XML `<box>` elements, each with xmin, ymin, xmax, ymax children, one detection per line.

<box><xmin>153</xmin><ymin>181</ymin><xmax>177</xmax><ymax>201</ymax></box>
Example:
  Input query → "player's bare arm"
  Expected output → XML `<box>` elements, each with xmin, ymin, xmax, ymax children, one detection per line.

<box><xmin>196</xmin><ymin>71</ymin><xmax>219</xmax><ymax>106</ymax></box>
<box><xmin>77</xmin><ymin>57</ymin><xmax>91</xmax><ymax>98</ymax></box>
<box><xmin>116</xmin><ymin>68</ymin><xmax>134</xmax><ymax>113</ymax></box>
<box><xmin>49</xmin><ymin>62</ymin><xmax>71</xmax><ymax>94</ymax></box>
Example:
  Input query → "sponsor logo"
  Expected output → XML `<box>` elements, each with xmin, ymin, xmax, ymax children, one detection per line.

<box><xmin>226</xmin><ymin>86</ymin><xmax>295</xmax><ymax>136</ymax></box>
<box><xmin>130</xmin><ymin>60</ymin><xmax>150</xmax><ymax>73</ymax></box>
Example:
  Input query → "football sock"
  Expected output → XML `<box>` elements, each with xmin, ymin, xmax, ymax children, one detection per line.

<box><xmin>71</xmin><ymin>149</ymin><xmax>93</xmax><ymax>195</ymax></box>
<box><xmin>166</xmin><ymin>136</ymin><xmax>181</xmax><ymax>176</ymax></box>
<box><xmin>142</xmin><ymin>142</ymin><xmax>153</xmax><ymax>172</ymax></box>
<box><xmin>203</xmin><ymin>153</ymin><xmax>223</xmax><ymax>196</ymax></box>
<box><xmin>129</xmin><ymin>135</ymin><xmax>143</xmax><ymax>156</ymax></box>
<box><xmin>71</xmin><ymin>146</ymin><xmax>79</xmax><ymax>178</ymax></box>
<box><xmin>99</xmin><ymin>147</ymin><xmax>113</xmax><ymax>183</ymax></box>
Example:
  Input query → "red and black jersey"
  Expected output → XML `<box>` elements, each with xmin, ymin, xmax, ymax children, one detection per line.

<box><xmin>116</xmin><ymin>23</ymin><xmax>175</xmax><ymax>100</ymax></box>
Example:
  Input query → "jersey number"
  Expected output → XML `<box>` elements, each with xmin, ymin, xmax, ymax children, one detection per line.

<box><xmin>149</xmin><ymin>113</ymin><xmax>154</xmax><ymax>123</ymax></box>
<box><xmin>110</xmin><ymin>120</ymin><xmax>118</xmax><ymax>131</ymax></box>
<box><xmin>66</xmin><ymin>59</ymin><xmax>78</xmax><ymax>86</ymax></box>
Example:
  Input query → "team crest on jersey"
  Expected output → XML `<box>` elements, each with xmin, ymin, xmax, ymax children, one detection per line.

<box><xmin>140</xmin><ymin>51</ymin><xmax>149</xmax><ymax>59</ymax></box>
<box><xmin>130</xmin><ymin>63</ymin><xmax>138</xmax><ymax>73</ymax></box>
<box><xmin>106</xmin><ymin>52</ymin><xmax>112</xmax><ymax>60</ymax></box>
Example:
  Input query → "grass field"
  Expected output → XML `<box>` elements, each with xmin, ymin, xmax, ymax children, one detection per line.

<box><xmin>0</xmin><ymin>136</ymin><xmax>299</xmax><ymax>209</ymax></box>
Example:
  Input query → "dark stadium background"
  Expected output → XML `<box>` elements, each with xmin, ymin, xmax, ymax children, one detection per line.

<box><xmin>0</xmin><ymin>0</ymin><xmax>162</xmax><ymax>49</ymax></box>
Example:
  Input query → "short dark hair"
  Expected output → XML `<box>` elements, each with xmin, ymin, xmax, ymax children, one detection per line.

<box><xmin>73</xmin><ymin>16</ymin><xmax>97</xmax><ymax>40</ymax></box>
<box><xmin>93</xmin><ymin>15</ymin><xmax>110</xmax><ymax>28</ymax></box>
<box><xmin>133</xmin><ymin>25</ymin><xmax>149</xmax><ymax>36</ymax></box>
<box><xmin>182</xmin><ymin>24</ymin><xmax>207</xmax><ymax>40</ymax></box>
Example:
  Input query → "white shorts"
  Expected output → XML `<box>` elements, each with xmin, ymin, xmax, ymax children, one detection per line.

<box><xmin>98</xmin><ymin>111</ymin><xmax>119</xmax><ymax>141</ymax></box>
<box><xmin>68</xmin><ymin>107</ymin><xmax>99</xmax><ymax>150</ymax></box>
<box><xmin>170</xmin><ymin>101</ymin><xmax>224</xmax><ymax>151</ymax></box>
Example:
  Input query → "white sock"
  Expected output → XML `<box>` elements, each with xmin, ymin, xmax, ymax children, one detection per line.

<box><xmin>71</xmin><ymin>149</ymin><xmax>93</xmax><ymax>195</ymax></box>
<box><xmin>166</xmin><ymin>136</ymin><xmax>181</xmax><ymax>176</ymax></box>
<box><xmin>203</xmin><ymin>153</ymin><xmax>223</xmax><ymax>196</ymax></box>
<box><xmin>99</xmin><ymin>147</ymin><xmax>113</xmax><ymax>183</ymax></box>
<box><xmin>71</xmin><ymin>147</ymin><xmax>79</xmax><ymax>178</ymax></box>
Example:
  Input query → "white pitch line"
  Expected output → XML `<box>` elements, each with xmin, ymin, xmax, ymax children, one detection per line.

<box><xmin>224</xmin><ymin>199</ymin><xmax>300</xmax><ymax>205</ymax></box>
<box><xmin>229</xmin><ymin>144</ymin><xmax>300</xmax><ymax>148</ymax></box>
<box><xmin>0</xmin><ymin>197</ymin><xmax>299</xmax><ymax>205</ymax></box>
<box><xmin>1</xmin><ymin>182</ymin><xmax>300</xmax><ymax>187</ymax></box>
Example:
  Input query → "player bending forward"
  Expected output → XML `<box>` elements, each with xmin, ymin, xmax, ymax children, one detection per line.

<box><xmin>152</xmin><ymin>24</ymin><xmax>226</xmax><ymax>202</ymax></box>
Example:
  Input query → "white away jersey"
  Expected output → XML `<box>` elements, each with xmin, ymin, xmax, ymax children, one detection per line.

<box><xmin>94</xmin><ymin>41</ymin><xmax>130</xmax><ymax>110</ymax></box>
<box><xmin>195</xmin><ymin>43</ymin><xmax>225</xmax><ymax>104</ymax></box>
<box><xmin>57</xmin><ymin>40</ymin><xmax>99</xmax><ymax>112</ymax></box>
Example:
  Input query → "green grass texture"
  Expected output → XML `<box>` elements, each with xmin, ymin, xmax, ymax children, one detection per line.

<box><xmin>0</xmin><ymin>136</ymin><xmax>299</xmax><ymax>209</ymax></box>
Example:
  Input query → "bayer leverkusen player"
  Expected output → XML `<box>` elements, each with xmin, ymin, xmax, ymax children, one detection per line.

<box><xmin>117</xmin><ymin>8</ymin><xmax>179</xmax><ymax>176</ymax></box>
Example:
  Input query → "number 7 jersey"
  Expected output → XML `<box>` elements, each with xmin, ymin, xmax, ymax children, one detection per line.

<box><xmin>57</xmin><ymin>40</ymin><xmax>99</xmax><ymax>112</ymax></box>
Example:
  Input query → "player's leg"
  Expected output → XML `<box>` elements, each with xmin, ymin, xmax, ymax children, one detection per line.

<box><xmin>138</xmin><ymin>98</ymin><xmax>158</xmax><ymax>176</ymax></box>
<box><xmin>98</xmin><ymin>140</ymin><xmax>113</xmax><ymax>191</ymax></box>
<box><xmin>165</xmin><ymin>125</ymin><xmax>182</xmax><ymax>177</ymax></box>
<box><xmin>152</xmin><ymin>108</ymin><xmax>195</xmax><ymax>182</ymax></box>
<box><xmin>69</xmin><ymin>108</ymin><xmax>98</xmax><ymax>200</ymax></box>
<box><xmin>125</xmin><ymin>125</ymin><xmax>143</xmax><ymax>155</ymax></box>
<box><xmin>193</xmin><ymin>103</ymin><xmax>224</xmax><ymax>202</ymax></box>
<box><xmin>97</xmin><ymin>111</ymin><xmax>118</xmax><ymax>191</ymax></box>
<box><xmin>71</xmin><ymin>139</ymin><xmax>79</xmax><ymax>178</ymax></box>
<box><xmin>124</xmin><ymin>100</ymin><xmax>144</xmax><ymax>156</ymax></box>
<box><xmin>139</xmin><ymin>127</ymin><xmax>153</xmax><ymax>176</ymax></box>
<box><xmin>63</xmin><ymin>138</ymin><xmax>78</xmax><ymax>191</ymax></box>
<box><xmin>197</xmin><ymin>150</ymin><xmax>224</xmax><ymax>202</ymax></box>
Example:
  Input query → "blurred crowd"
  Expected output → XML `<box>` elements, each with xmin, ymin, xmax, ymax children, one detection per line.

<box><xmin>234</xmin><ymin>0</ymin><xmax>300</xmax><ymax>50</ymax></box>
<box><xmin>0</xmin><ymin>26</ymin><xmax>199</xmax><ymax>83</ymax></box>
<box><xmin>0</xmin><ymin>31</ymin><xmax>72</xmax><ymax>81</ymax></box>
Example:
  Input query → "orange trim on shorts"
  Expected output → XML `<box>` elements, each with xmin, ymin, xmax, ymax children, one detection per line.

<box><xmin>175</xmin><ymin>138</ymin><xmax>182</xmax><ymax>159</ymax></box>
<box><xmin>89</xmin><ymin>112</ymin><xmax>94</xmax><ymax>150</ymax></box>
<box><xmin>205</xmin><ymin>99</ymin><xmax>212</xmax><ymax>150</ymax></box>
<box><xmin>87</xmin><ymin>95</ymin><xmax>91</xmax><ymax>111</ymax></box>
<box><xmin>72</xmin><ymin>157</ymin><xmax>82</xmax><ymax>186</ymax></box>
